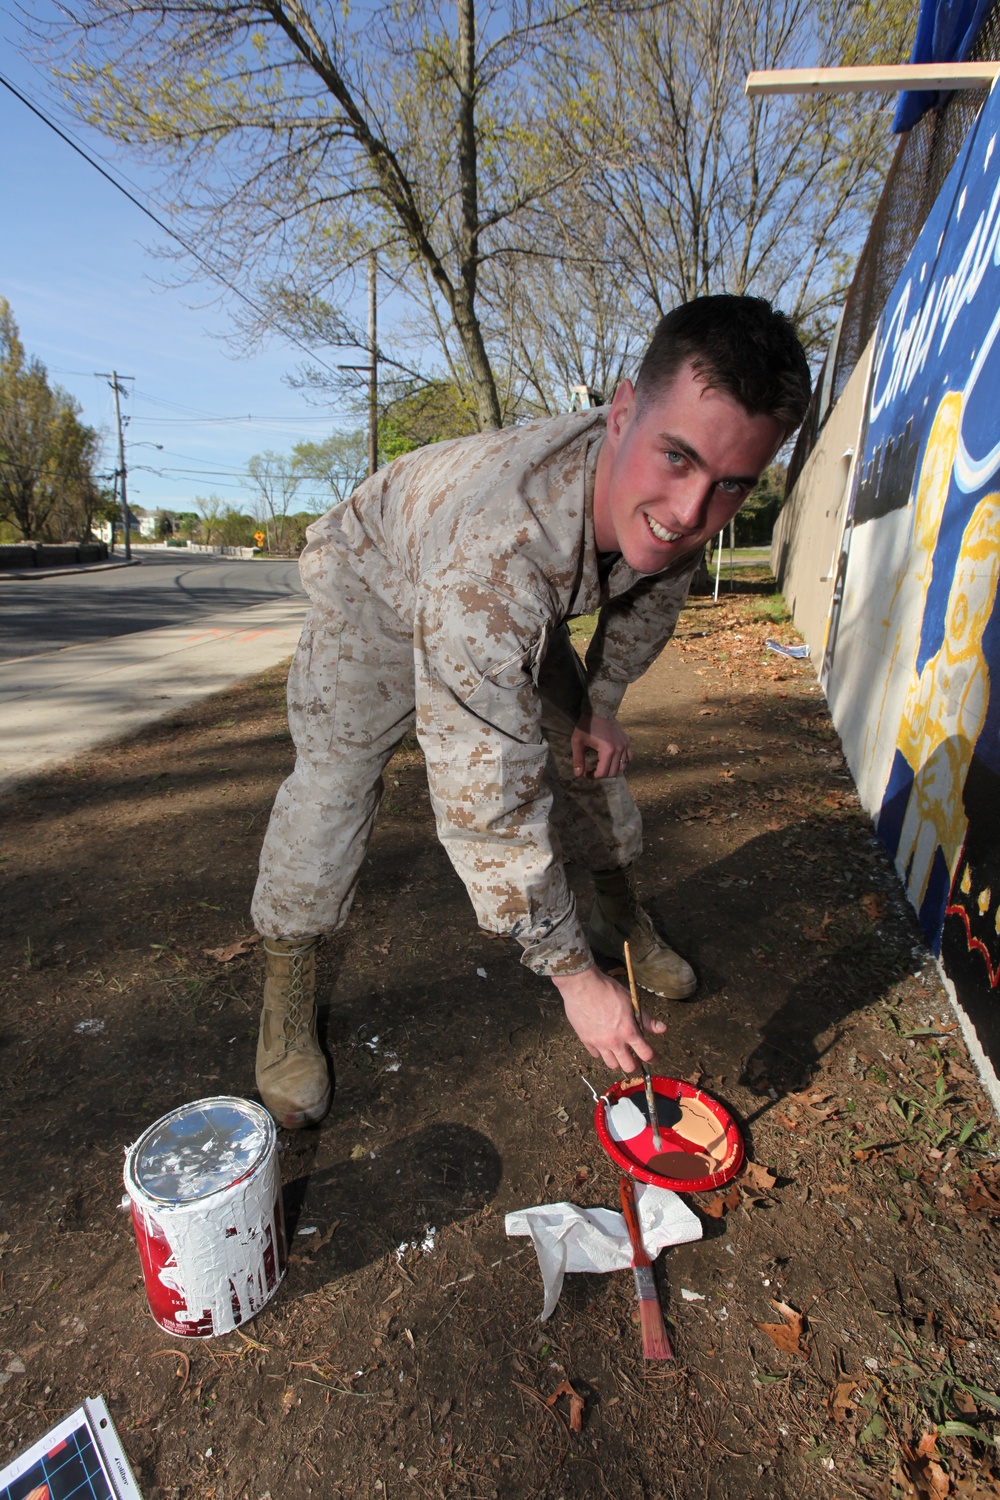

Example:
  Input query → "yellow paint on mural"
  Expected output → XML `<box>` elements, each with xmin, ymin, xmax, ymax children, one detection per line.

<box><xmin>889</xmin><ymin>441</ymin><xmax>1000</xmax><ymax>910</ymax></box>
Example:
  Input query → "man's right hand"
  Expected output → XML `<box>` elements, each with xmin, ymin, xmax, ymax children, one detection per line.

<box><xmin>551</xmin><ymin>964</ymin><xmax>665</xmax><ymax>1073</ymax></box>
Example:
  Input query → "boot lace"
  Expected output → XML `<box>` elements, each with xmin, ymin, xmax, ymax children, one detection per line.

<box><xmin>622</xmin><ymin>875</ymin><xmax>654</xmax><ymax>935</ymax></box>
<box><xmin>277</xmin><ymin>948</ymin><xmax>311</xmax><ymax>1052</ymax></box>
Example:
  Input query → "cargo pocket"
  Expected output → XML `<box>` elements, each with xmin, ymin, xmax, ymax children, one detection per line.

<box><xmin>286</xmin><ymin>610</ymin><xmax>346</xmax><ymax>759</ymax></box>
<box><xmin>288</xmin><ymin>605</ymin><xmax>414</xmax><ymax>757</ymax></box>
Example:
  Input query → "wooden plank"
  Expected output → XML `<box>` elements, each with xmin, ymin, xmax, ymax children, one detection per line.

<box><xmin>745</xmin><ymin>63</ymin><xmax>1000</xmax><ymax>98</ymax></box>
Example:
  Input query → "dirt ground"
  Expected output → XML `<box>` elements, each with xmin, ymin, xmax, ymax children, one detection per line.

<box><xmin>2</xmin><ymin>567</ymin><xmax>999</xmax><ymax>1500</ymax></box>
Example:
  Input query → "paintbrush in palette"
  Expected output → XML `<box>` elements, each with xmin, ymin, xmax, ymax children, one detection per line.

<box><xmin>622</xmin><ymin>940</ymin><xmax>662</xmax><ymax>1150</ymax></box>
<box><xmin>619</xmin><ymin>1172</ymin><xmax>673</xmax><ymax>1360</ymax></box>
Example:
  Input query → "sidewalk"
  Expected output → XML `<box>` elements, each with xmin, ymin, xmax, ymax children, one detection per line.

<box><xmin>0</xmin><ymin>592</ymin><xmax>308</xmax><ymax>789</ymax></box>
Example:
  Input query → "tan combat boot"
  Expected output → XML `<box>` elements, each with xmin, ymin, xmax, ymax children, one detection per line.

<box><xmin>588</xmin><ymin>865</ymin><xmax>697</xmax><ymax>999</ymax></box>
<box><xmin>255</xmin><ymin>938</ymin><xmax>332</xmax><ymax>1128</ymax></box>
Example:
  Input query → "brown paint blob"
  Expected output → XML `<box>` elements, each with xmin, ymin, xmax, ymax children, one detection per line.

<box><xmin>645</xmin><ymin>1151</ymin><xmax>714</xmax><ymax>1180</ymax></box>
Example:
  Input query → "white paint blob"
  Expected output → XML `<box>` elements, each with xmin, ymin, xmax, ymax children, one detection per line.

<box><xmin>605</xmin><ymin>1096</ymin><xmax>647</xmax><ymax>1141</ymax></box>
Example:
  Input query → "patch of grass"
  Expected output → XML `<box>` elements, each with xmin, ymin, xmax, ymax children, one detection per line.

<box><xmin>749</xmin><ymin>592</ymin><xmax>792</xmax><ymax>625</ymax></box>
<box><xmin>568</xmin><ymin>612</ymin><xmax>598</xmax><ymax>642</ymax></box>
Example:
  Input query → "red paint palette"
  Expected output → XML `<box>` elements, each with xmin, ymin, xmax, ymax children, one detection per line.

<box><xmin>595</xmin><ymin>1076</ymin><xmax>744</xmax><ymax>1194</ymax></box>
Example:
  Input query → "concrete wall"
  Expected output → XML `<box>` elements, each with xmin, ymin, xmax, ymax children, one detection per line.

<box><xmin>132</xmin><ymin>542</ymin><xmax>258</xmax><ymax>559</ymax></box>
<box><xmin>770</xmin><ymin>340</ymin><xmax>874</xmax><ymax>661</ymax></box>
<box><xmin>0</xmin><ymin>542</ymin><xmax>109</xmax><ymax>570</ymax></box>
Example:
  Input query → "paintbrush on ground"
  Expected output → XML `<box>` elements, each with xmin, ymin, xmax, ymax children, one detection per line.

<box><xmin>623</xmin><ymin>939</ymin><xmax>662</xmax><ymax>1150</ymax></box>
<box><xmin>619</xmin><ymin>1173</ymin><xmax>674</xmax><ymax>1360</ymax></box>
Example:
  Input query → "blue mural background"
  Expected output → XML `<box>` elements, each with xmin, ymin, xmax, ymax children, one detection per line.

<box><xmin>834</xmin><ymin>80</ymin><xmax>1000</xmax><ymax>1058</ymax></box>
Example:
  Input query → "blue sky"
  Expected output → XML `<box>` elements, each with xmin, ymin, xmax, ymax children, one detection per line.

<box><xmin>0</xmin><ymin>44</ymin><xmax>371</xmax><ymax>516</ymax></box>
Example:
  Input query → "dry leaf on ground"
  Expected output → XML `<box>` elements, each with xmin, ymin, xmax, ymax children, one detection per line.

<box><xmin>829</xmin><ymin>1377</ymin><xmax>864</xmax><ymax>1424</ymax></box>
<box><xmin>802</xmin><ymin>912</ymin><xmax>832</xmax><ymax>944</ymax></box>
<box><xmin>203</xmin><ymin>934</ymin><xmax>261</xmax><ymax>963</ymax></box>
<box><xmin>742</xmin><ymin>1161</ymin><xmax>777</xmax><ymax>1193</ymax></box>
<box><xmin>895</xmin><ymin>1433</ymin><xmax>950</xmax><ymax>1499</ymax></box>
<box><xmin>757</xmin><ymin>1299</ymin><xmax>809</xmax><ymax>1358</ymax></box>
<box><xmin>702</xmin><ymin>1183</ymin><xmax>741</xmax><ymax>1218</ymax></box>
<box><xmin>545</xmin><ymin>1379</ymin><xmax>584</xmax><ymax>1433</ymax></box>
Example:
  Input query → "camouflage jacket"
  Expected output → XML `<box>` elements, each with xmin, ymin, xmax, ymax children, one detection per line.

<box><xmin>299</xmin><ymin>409</ymin><xmax>698</xmax><ymax>975</ymax></box>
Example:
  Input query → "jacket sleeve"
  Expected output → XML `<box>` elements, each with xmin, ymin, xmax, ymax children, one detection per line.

<box><xmin>412</xmin><ymin>567</ymin><xmax>592</xmax><ymax>977</ymax></box>
<box><xmin>583</xmin><ymin>554</ymin><xmax>700</xmax><ymax>719</ymax></box>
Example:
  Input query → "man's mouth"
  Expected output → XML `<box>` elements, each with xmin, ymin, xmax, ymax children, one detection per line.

<box><xmin>646</xmin><ymin>514</ymin><xmax>685</xmax><ymax>544</ymax></box>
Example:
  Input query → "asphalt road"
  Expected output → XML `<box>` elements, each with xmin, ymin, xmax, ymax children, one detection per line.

<box><xmin>0</xmin><ymin>550</ymin><xmax>306</xmax><ymax>662</ymax></box>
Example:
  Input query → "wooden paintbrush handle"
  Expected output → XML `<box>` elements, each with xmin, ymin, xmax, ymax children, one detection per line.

<box><xmin>619</xmin><ymin>1174</ymin><xmax>651</xmax><ymax>1269</ymax></box>
<box><xmin>623</xmin><ymin>940</ymin><xmax>643</xmax><ymax>1026</ymax></box>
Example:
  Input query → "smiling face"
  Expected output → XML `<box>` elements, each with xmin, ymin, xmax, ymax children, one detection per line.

<box><xmin>592</xmin><ymin>363</ymin><xmax>787</xmax><ymax>574</ymax></box>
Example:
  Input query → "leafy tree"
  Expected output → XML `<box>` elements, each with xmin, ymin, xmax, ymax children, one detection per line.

<box><xmin>174</xmin><ymin>512</ymin><xmax>200</xmax><ymax>541</ymax></box>
<box><xmin>517</xmin><ymin>0</ymin><xmax>917</xmax><ymax>365</ymax></box>
<box><xmin>0</xmin><ymin>298</ymin><xmax>101</xmax><ymax>540</ymax></box>
<box><xmin>284</xmin><ymin>509</ymin><xmax>323</xmax><ymax>554</ymax></box>
<box><xmin>217</xmin><ymin>505</ymin><xmax>256</xmax><ymax>547</ymax></box>
<box><xmin>378</xmin><ymin>380</ymin><xmax>478</xmax><ymax>462</ymax></box>
<box><xmin>734</xmin><ymin>464</ymin><xmax>786</xmax><ymax>546</ymax></box>
<box><xmin>44</xmin><ymin>0</ymin><xmax>913</xmax><ymax>424</ymax></box>
<box><xmin>291</xmin><ymin>430</ymin><xmax>368</xmax><ymax>504</ymax></box>
<box><xmin>194</xmin><ymin>493</ymin><xmax>224</xmax><ymax>545</ymax></box>
<box><xmin>244</xmin><ymin>451</ymin><xmax>302</xmax><ymax>553</ymax></box>
<box><xmin>49</xmin><ymin>0</ymin><xmax>590</xmax><ymax>430</ymax></box>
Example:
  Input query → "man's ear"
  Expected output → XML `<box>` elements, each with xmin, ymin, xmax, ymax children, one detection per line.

<box><xmin>604</xmin><ymin>380</ymin><xmax>635</xmax><ymax>448</ymax></box>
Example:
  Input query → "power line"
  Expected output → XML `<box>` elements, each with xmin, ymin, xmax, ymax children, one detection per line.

<box><xmin>0</xmin><ymin>67</ymin><xmax>363</xmax><ymax>381</ymax></box>
<box><xmin>129</xmin><ymin>413</ymin><xmax>362</xmax><ymax>426</ymax></box>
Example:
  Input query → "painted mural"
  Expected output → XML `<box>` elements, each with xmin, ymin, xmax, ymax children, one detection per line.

<box><xmin>822</xmin><ymin>78</ymin><xmax>1000</xmax><ymax>1060</ymax></box>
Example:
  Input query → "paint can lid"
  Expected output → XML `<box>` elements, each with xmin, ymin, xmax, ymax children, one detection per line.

<box><xmin>126</xmin><ymin>1095</ymin><xmax>275</xmax><ymax>1205</ymax></box>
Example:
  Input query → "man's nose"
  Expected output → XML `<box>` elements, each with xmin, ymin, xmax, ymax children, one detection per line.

<box><xmin>671</xmin><ymin>477</ymin><xmax>715</xmax><ymax>532</ymax></box>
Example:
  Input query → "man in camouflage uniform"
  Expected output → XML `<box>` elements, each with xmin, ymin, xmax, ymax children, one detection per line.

<box><xmin>252</xmin><ymin>295</ymin><xmax>811</xmax><ymax>1127</ymax></box>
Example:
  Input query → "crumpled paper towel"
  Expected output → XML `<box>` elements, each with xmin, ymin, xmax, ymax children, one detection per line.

<box><xmin>505</xmin><ymin>1185</ymin><xmax>702</xmax><ymax>1321</ymax></box>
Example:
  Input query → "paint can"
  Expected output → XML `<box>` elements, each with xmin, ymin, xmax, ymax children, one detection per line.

<box><xmin>123</xmin><ymin>1095</ymin><xmax>286</xmax><ymax>1338</ymax></box>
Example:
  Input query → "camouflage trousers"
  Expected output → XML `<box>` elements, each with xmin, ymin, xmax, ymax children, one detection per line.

<box><xmin>251</xmin><ymin>592</ymin><xmax>642</xmax><ymax>943</ymax></box>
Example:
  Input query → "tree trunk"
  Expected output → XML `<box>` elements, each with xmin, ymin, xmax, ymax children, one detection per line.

<box><xmin>455</xmin><ymin>0</ymin><xmax>502</xmax><ymax>429</ymax></box>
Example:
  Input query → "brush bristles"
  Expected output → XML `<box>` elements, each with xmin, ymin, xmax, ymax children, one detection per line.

<box><xmin>632</xmin><ymin>1267</ymin><xmax>673</xmax><ymax>1360</ymax></box>
<box><xmin>638</xmin><ymin>1297</ymin><xmax>674</xmax><ymax>1361</ymax></box>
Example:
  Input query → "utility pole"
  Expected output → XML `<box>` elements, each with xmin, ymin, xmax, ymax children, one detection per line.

<box><xmin>367</xmin><ymin>252</ymin><xmax>378</xmax><ymax>478</ymax></box>
<box><xmin>96</xmin><ymin>371</ymin><xmax>134</xmax><ymax>560</ymax></box>
<box><xmin>108</xmin><ymin>469</ymin><xmax>119</xmax><ymax>553</ymax></box>
<box><xmin>337</xmin><ymin>254</ymin><xmax>380</xmax><ymax>477</ymax></box>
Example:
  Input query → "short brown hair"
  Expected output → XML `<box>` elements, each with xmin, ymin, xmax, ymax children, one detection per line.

<box><xmin>634</xmin><ymin>295</ymin><xmax>811</xmax><ymax>433</ymax></box>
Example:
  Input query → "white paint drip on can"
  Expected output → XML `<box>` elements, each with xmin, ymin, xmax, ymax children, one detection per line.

<box><xmin>124</xmin><ymin>1096</ymin><xmax>286</xmax><ymax>1338</ymax></box>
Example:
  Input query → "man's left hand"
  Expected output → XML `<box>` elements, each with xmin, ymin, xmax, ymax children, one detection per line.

<box><xmin>571</xmin><ymin>713</ymin><xmax>633</xmax><ymax>779</ymax></box>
